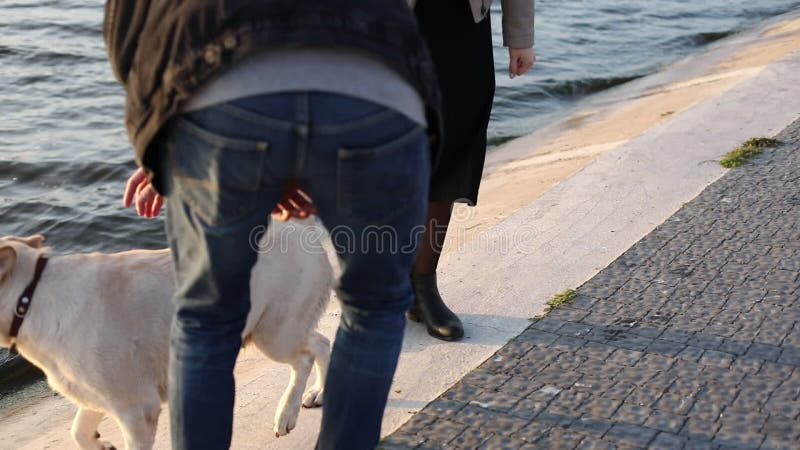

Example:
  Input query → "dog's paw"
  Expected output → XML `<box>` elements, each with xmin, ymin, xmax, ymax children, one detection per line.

<box><xmin>274</xmin><ymin>405</ymin><xmax>299</xmax><ymax>438</ymax></box>
<box><xmin>273</xmin><ymin>415</ymin><xmax>297</xmax><ymax>438</ymax></box>
<box><xmin>302</xmin><ymin>388</ymin><xmax>324</xmax><ymax>408</ymax></box>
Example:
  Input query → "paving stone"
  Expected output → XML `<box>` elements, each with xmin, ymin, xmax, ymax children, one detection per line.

<box><xmin>635</xmin><ymin>353</ymin><xmax>676</xmax><ymax>372</ymax></box>
<box><xmin>547</xmin><ymin>307</ymin><xmax>591</xmax><ymax>322</ymax></box>
<box><xmin>533</xmin><ymin>427</ymin><xmax>586</xmax><ymax>450</ymax></box>
<box><xmin>470</xmin><ymin>389</ymin><xmax>522</xmax><ymax>413</ymax></box>
<box><xmin>683</xmin><ymin>439</ymin><xmax>716</xmax><ymax>450</ymax></box>
<box><xmin>573</xmin><ymin>375</ymin><xmax>615</xmax><ymax>394</ymax></box>
<box><xmin>396</xmin><ymin>412</ymin><xmax>438</xmax><ymax>434</ymax></box>
<box><xmin>761</xmin><ymin>415</ymin><xmax>800</xmax><ymax>440</ymax></box>
<box><xmin>717</xmin><ymin>406</ymin><xmax>768</xmax><ymax>433</ymax></box>
<box><xmin>532</xmin><ymin>318</ymin><xmax>569</xmax><ymax>333</ymax></box>
<box><xmin>654</xmin><ymin>392</ymin><xmax>695</xmax><ymax>415</ymax></box>
<box><xmin>678</xmin><ymin>345</ymin><xmax>706</xmax><ymax>362</ymax></box>
<box><xmin>604</xmin><ymin>423</ymin><xmax>658</xmax><ymax>447</ymax></box>
<box><xmin>496</xmin><ymin>340</ymin><xmax>535</xmax><ymax>359</ymax></box>
<box><xmin>481</xmin><ymin>354</ymin><xmax>523</xmax><ymax>374</ymax></box>
<box><xmin>576</xmin><ymin>436</ymin><xmax>617</xmax><ymax>450</ymax></box>
<box><xmin>744</xmin><ymin>342</ymin><xmax>782</xmax><ymax>362</ymax></box>
<box><xmin>646</xmin><ymin>339</ymin><xmax>686</xmax><ymax>357</ymax></box>
<box><xmin>757</xmin><ymin>361</ymin><xmax>796</xmax><ymax>381</ymax></box>
<box><xmin>570</xmin><ymin>416</ymin><xmax>614</xmax><ymax>436</ymax></box>
<box><xmin>612</xmin><ymin>403</ymin><xmax>652</xmax><ymax>425</ymax></box>
<box><xmin>535</xmin><ymin>410</ymin><xmax>577</xmax><ymax>428</ymax></box>
<box><xmin>606</xmin><ymin>349</ymin><xmax>645</xmax><ymax>366</ymax></box>
<box><xmin>443</xmin><ymin>382</ymin><xmax>486</xmax><ymax>403</ymax></box>
<box><xmin>450</xmin><ymin>405</ymin><xmax>530</xmax><ymax>434</ymax></box>
<box><xmin>380</xmin><ymin>432</ymin><xmax>427</xmax><ymax>449</ymax></box>
<box><xmin>479</xmin><ymin>435</ymin><xmax>539</xmax><ymax>450</ymax></box>
<box><xmin>578</xmin><ymin>358</ymin><xmax>625</xmax><ymax>379</ymax></box>
<box><xmin>699</xmin><ymin>350</ymin><xmax>735</xmax><ymax>368</ymax></box>
<box><xmin>680</xmin><ymin>418</ymin><xmax>721</xmax><ymax>441</ymax></box>
<box><xmin>461</xmin><ymin>369</ymin><xmax>512</xmax><ymax>390</ymax></box>
<box><xmin>517</xmin><ymin>329</ymin><xmax>559</xmax><ymax>346</ymax></box>
<box><xmin>512</xmin><ymin>420</ymin><xmax>552</xmax><ymax>444</ymax></box>
<box><xmin>719</xmin><ymin>339</ymin><xmax>751</xmax><ymax>356</ymax></box>
<box><xmin>759</xmin><ymin>436</ymin><xmax>799</xmax><ymax>450</ymax></box>
<box><xmin>603</xmin><ymin>382</ymin><xmax>636</xmax><ymax>401</ymax></box>
<box><xmin>650</xmin><ymin>432</ymin><xmax>688</xmax><ymax>449</ymax></box>
<box><xmin>624</xmin><ymin>386</ymin><xmax>663</xmax><ymax>407</ymax></box>
<box><xmin>763</xmin><ymin>393</ymin><xmax>800</xmax><ymax>420</ymax></box>
<box><xmin>644</xmin><ymin>409</ymin><xmax>687</xmax><ymax>434</ymax></box>
<box><xmin>713</xmin><ymin>423</ymin><xmax>765</xmax><ymax>448</ymax></box>
<box><xmin>448</xmin><ymin>427</ymin><xmax>493</xmax><ymax>449</ymax></box>
<box><xmin>509</xmin><ymin>396</ymin><xmax>550</xmax><ymax>420</ymax></box>
<box><xmin>496</xmin><ymin>376</ymin><xmax>543</xmax><ymax>398</ymax></box>
<box><xmin>419</xmin><ymin>419</ymin><xmax>467</xmax><ymax>446</ymax></box>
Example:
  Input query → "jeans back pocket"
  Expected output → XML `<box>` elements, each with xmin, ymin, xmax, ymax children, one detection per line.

<box><xmin>337</xmin><ymin>126</ymin><xmax>428</xmax><ymax>225</ymax></box>
<box><xmin>167</xmin><ymin>117</ymin><xmax>268</xmax><ymax>227</ymax></box>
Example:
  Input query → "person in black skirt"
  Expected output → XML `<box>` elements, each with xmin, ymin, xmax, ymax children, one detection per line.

<box><xmin>410</xmin><ymin>0</ymin><xmax>536</xmax><ymax>340</ymax></box>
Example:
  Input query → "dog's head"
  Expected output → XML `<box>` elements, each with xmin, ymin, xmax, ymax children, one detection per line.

<box><xmin>0</xmin><ymin>234</ymin><xmax>50</xmax><ymax>347</ymax></box>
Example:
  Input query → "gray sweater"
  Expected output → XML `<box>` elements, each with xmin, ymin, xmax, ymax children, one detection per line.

<box><xmin>183</xmin><ymin>47</ymin><xmax>427</xmax><ymax>126</ymax></box>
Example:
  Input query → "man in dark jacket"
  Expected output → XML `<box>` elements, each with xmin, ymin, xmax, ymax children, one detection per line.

<box><xmin>105</xmin><ymin>1</ymin><xmax>442</xmax><ymax>449</ymax></box>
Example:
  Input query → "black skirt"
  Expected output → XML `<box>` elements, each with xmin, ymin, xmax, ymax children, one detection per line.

<box><xmin>416</xmin><ymin>0</ymin><xmax>496</xmax><ymax>205</ymax></box>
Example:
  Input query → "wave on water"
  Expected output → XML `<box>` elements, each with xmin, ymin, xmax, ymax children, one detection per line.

<box><xmin>0</xmin><ymin>46</ymin><xmax>21</xmax><ymax>57</ymax></box>
<box><xmin>0</xmin><ymin>160</ymin><xmax>131</xmax><ymax>186</ymax></box>
<box><xmin>22</xmin><ymin>50</ymin><xmax>106</xmax><ymax>65</ymax></box>
<box><xmin>664</xmin><ymin>30</ymin><xmax>741</xmax><ymax>49</ymax></box>
<box><xmin>538</xmin><ymin>74</ymin><xmax>647</xmax><ymax>99</ymax></box>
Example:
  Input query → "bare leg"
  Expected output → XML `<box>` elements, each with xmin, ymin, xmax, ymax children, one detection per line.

<box><xmin>409</xmin><ymin>201</ymin><xmax>464</xmax><ymax>341</ymax></box>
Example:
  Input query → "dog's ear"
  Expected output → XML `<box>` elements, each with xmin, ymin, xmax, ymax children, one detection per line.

<box><xmin>0</xmin><ymin>245</ymin><xmax>17</xmax><ymax>282</ymax></box>
<box><xmin>5</xmin><ymin>235</ymin><xmax>45</xmax><ymax>249</ymax></box>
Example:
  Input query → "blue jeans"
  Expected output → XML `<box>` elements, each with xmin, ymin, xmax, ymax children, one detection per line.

<box><xmin>158</xmin><ymin>92</ymin><xmax>430</xmax><ymax>450</ymax></box>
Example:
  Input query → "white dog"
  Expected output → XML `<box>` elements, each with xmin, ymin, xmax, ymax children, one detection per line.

<box><xmin>0</xmin><ymin>219</ymin><xmax>333</xmax><ymax>450</ymax></box>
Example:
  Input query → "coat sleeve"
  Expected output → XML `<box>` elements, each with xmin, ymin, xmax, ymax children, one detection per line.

<box><xmin>500</xmin><ymin>0</ymin><xmax>534</xmax><ymax>48</ymax></box>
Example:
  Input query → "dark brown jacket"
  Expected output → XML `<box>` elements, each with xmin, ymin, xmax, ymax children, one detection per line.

<box><xmin>103</xmin><ymin>0</ymin><xmax>442</xmax><ymax>180</ymax></box>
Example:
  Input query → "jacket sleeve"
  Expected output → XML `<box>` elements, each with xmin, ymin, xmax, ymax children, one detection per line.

<box><xmin>500</xmin><ymin>0</ymin><xmax>535</xmax><ymax>48</ymax></box>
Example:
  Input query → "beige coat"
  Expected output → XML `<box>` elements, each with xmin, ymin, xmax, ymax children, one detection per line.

<box><xmin>409</xmin><ymin>0</ymin><xmax>535</xmax><ymax>49</ymax></box>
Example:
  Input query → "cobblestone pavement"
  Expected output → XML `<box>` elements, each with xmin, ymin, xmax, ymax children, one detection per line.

<box><xmin>382</xmin><ymin>118</ymin><xmax>800</xmax><ymax>450</ymax></box>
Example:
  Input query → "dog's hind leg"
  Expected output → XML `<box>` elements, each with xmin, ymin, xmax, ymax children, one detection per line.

<box><xmin>71</xmin><ymin>408</ymin><xmax>115</xmax><ymax>450</ymax></box>
<box><xmin>302</xmin><ymin>331</ymin><xmax>330</xmax><ymax>408</ymax></box>
<box><xmin>114</xmin><ymin>400</ymin><xmax>160</xmax><ymax>450</ymax></box>
<box><xmin>274</xmin><ymin>353</ymin><xmax>314</xmax><ymax>437</ymax></box>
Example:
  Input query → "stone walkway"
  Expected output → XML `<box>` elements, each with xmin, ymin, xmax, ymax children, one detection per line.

<box><xmin>382</xmin><ymin>119</ymin><xmax>800</xmax><ymax>450</ymax></box>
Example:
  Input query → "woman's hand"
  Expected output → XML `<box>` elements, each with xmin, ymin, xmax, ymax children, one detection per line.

<box><xmin>123</xmin><ymin>168</ymin><xmax>164</xmax><ymax>218</ymax></box>
<box><xmin>509</xmin><ymin>47</ymin><xmax>536</xmax><ymax>78</ymax></box>
<box><xmin>271</xmin><ymin>181</ymin><xmax>317</xmax><ymax>222</ymax></box>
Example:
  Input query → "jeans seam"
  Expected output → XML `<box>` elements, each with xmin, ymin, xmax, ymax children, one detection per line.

<box><xmin>172</xmin><ymin>117</ymin><xmax>267</xmax><ymax>150</ymax></box>
<box><xmin>313</xmin><ymin>109</ymin><xmax>401</xmax><ymax>135</ymax></box>
<box><xmin>215</xmin><ymin>102</ymin><xmax>297</xmax><ymax>131</ymax></box>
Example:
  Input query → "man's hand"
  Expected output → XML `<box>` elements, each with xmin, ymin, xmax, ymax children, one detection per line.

<box><xmin>271</xmin><ymin>181</ymin><xmax>317</xmax><ymax>222</ymax></box>
<box><xmin>509</xmin><ymin>47</ymin><xmax>536</xmax><ymax>78</ymax></box>
<box><xmin>123</xmin><ymin>168</ymin><xmax>164</xmax><ymax>218</ymax></box>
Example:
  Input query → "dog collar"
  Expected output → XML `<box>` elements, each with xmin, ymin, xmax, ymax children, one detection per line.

<box><xmin>9</xmin><ymin>256</ymin><xmax>48</xmax><ymax>353</ymax></box>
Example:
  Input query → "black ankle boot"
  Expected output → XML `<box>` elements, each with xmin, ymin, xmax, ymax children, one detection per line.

<box><xmin>408</xmin><ymin>272</ymin><xmax>464</xmax><ymax>341</ymax></box>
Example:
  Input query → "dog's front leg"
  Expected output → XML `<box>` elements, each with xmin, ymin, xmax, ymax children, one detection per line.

<box><xmin>71</xmin><ymin>408</ymin><xmax>115</xmax><ymax>450</ymax></box>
